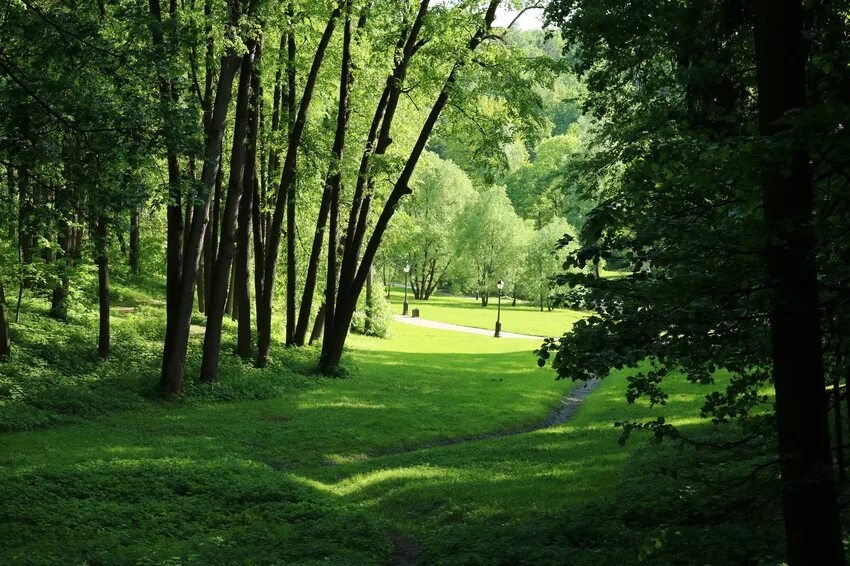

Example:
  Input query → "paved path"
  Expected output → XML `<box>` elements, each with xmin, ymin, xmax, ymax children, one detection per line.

<box><xmin>393</xmin><ymin>315</ymin><xmax>544</xmax><ymax>340</ymax></box>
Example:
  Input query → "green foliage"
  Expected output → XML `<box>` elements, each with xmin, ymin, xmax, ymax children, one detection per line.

<box><xmin>451</xmin><ymin>185</ymin><xmax>530</xmax><ymax>297</ymax></box>
<box><xmin>351</xmin><ymin>277</ymin><xmax>393</xmax><ymax>339</ymax></box>
<box><xmin>0</xmin><ymin>457</ymin><xmax>387</xmax><ymax>564</ymax></box>
<box><xmin>0</xmin><ymin>294</ymin><xmax>316</xmax><ymax>432</ymax></box>
<box><xmin>505</xmin><ymin>122</ymin><xmax>593</xmax><ymax>229</ymax></box>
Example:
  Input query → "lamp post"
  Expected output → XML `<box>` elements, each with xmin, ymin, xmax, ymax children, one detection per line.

<box><xmin>495</xmin><ymin>279</ymin><xmax>504</xmax><ymax>337</ymax></box>
<box><xmin>403</xmin><ymin>264</ymin><xmax>411</xmax><ymax>316</ymax></box>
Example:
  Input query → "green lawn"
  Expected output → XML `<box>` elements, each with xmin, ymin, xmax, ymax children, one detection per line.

<box><xmin>387</xmin><ymin>288</ymin><xmax>586</xmax><ymax>337</ymax></box>
<box><xmin>0</xmin><ymin>290</ymin><xmax>784</xmax><ymax>564</ymax></box>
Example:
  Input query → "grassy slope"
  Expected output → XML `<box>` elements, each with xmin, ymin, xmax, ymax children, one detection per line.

<box><xmin>387</xmin><ymin>288</ymin><xmax>586</xmax><ymax>337</ymax></box>
<box><xmin>0</xmin><ymin>284</ymin><xmax>783</xmax><ymax>564</ymax></box>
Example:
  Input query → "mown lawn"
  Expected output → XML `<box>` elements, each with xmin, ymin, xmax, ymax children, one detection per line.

<box><xmin>386</xmin><ymin>288</ymin><xmax>586</xmax><ymax>337</ymax></box>
<box><xmin>0</xmin><ymin>288</ymin><xmax>784</xmax><ymax>564</ymax></box>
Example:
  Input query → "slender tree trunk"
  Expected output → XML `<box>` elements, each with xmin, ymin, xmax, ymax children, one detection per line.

<box><xmin>200</xmin><ymin>41</ymin><xmax>257</xmax><ymax>382</ymax></box>
<box><xmin>235</xmin><ymin>46</ymin><xmax>262</xmax><ymax>360</ymax></box>
<box><xmin>364</xmin><ymin>262</ymin><xmax>373</xmax><ymax>333</ymax></box>
<box><xmin>754</xmin><ymin>1</ymin><xmax>844</xmax><ymax>563</ymax></box>
<box><xmin>160</xmin><ymin>1</ymin><xmax>244</xmax><ymax>394</ymax></box>
<box><xmin>95</xmin><ymin>217</ymin><xmax>110</xmax><ymax>360</ymax></box>
<box><xmin>230</xmin><ymin>269</ymin><xmax>239</xmax><ymax>321</ymax></box>
<box><xmin>197</xmin><ymin>258</ymin><xmax>206</xmax><ymax>313</ymax></box>
<box><xmin>129</xmin><ymin>206</ymin><xmax>140</xmax><ymax>274</ymax></box>
<box><xmin>309</xmin><ymin>302</ymin><xmax>325</xmax><ymax>345</ymax></box>
<box><xmin>149</xmin><ymin>0</ymin><xmax>184</xmax><ymax>382</ymax></box>
<box><xmin>206</xmin><ymin>167</ymin><xmax>223</xmax><ymax>308</ymax></box>
<box><xmin>0</xmin><ymin>276</ymin><xmax>10</xmax><ymax>360</ymax></box>
<box><xmin>50</xmin><ymin>184</ymin><xmax>73</xmax><ymax>321</ymax></box>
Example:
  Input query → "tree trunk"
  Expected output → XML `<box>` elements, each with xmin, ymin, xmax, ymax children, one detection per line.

<box><xmin>0</xmin><ymin>276</ymin><xmax>10</xmax><ymax>361</ymax></box>
<box><xmin>159</xmin><ymin>1</ymin><xmax>244</xmax><ymax>394</ymax></box>
<box><xmin>95</xmin><ymin>217</ymin><xmax>110</xmax><ymax>360</ymax></box>
<box><xmin>205</xmin><ymin>167</ymin><xmax>222</xmax><ymax>309</ymax></box>
<box><xmin>309</xmin><ymin>302</ymin><xmax>325</xmax><ymax>345</ymax></box>
<box><xmin>235</xmin><ymin>47</ymin><xmax>262</xmax><ymax>360</ymax></box>
<box><xmin>50</xmin><ymin>184</ymin><xmax>74</xmax><ymax>321</ymax></box>
<box><xmin>322</xmin><ymin>0</ymin><xmax>435</xmax><ymax>370</ymax></box>
<box><xmin>753</xmin><ymin>1</ymin><xmax>844</xmax><ymax>562</ymax></box>
<box><xmin>197</xmin><ymin>258</ymin><xmax>206</xmax><ymax>313</ymax></box>
<box><xmin>129</xmin><ymin>206</ymin><xmax>140</xmax><ymax>274</ymax></box>
<box><xmin>294</xmin><ymin>6</ymin><xmax>355</xmax><ymax>346</ymax></box>
<box><xmin>149</xmin><ymin>0</ymin><xmax>184</xmax><ymax>380</ymax></box>
<box><xmin>364</xmin><ymin>262</ymin><xmax>373</xmax><ymax>334</ymax></box>
<box><xmin>200</xmin><ymin>40</ymin><xmax>257</xmax><ymax>382</ymax></box>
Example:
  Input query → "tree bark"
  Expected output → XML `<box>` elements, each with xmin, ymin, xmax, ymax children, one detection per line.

<box><xmin>753</xmin><ymin>1</ymin><xmax>844</xmax><ymax>563</ymax></box>
<box><xmin>200</xmin><ymin>41</ymin><xmax>257</xmax><ymax>382</ymax></box>
<box><xmin>95</xmin><ymin>217</ymin><xmax>110</xmax><ymax>360</ymax></box>
<box><xmin>129</xmin><ymin>206</ymin><xmax>140</xmax><ymax>274</ymax></box>
<box><xmin>364</xmin><ymin>262</ymin><xmax>373</xmax><ymax>334</ymax></box>
<box><xmin>149</xmin><ymin>0</ymin><xmax>185</xmax><ymax>381</ymax></box>
<box><xmin>0</xmin><ymin>276</ymin><xmax>10</xmax><ymax>360</ymax></box>
<box><xmin>50</xmin><ymin>180</ymin><xmax>75</xmax><ymax>321</ymax></box>
<box><xmin>309</xmin><ymin>302</ymin><xmax>325</xmax><ymax>345</ymax></box>
<box><xmin>235</xmin><ymin>46</ymin><xmax>262</xmax><ymax>360</ymax></box>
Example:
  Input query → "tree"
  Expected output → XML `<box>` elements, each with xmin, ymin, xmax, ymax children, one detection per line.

<box><xmin>506</xmin><ymin>123</ymin><xmax>591</xmax><ymax>229</ymax></box>
<box><xmin>453</xmin><ymin>185</ymin><xmax>529</xmax><ymax>306</ymax></box>
<box><xmin>400</xmin><ymin>151</ymin><xmax>476</xmax><ymax>300</ymax></box>
<box><xmin>320</xmin><ymin>0</ymin><xmax>505</xmax><ymax>372</ymax></box>
<box><xmin>752</xmin><ymin>0</ymin><xmax>843</xmax><ymax>560</ymax></box>
<box><xmin>521</xmin><ymin>217</ymin><xmax>574</xmax><ymax>311</ymax></box>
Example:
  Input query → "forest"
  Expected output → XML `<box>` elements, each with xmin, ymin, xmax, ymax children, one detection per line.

<box><xmin>1</xmin><ymin>0</ymin><xmax>849</xmax><ymax>564</ymax></box>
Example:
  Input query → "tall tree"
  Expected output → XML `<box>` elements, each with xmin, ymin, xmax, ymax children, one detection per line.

<box><xmin>256</xmin><ymin>4</ymin><xmax>341</xmax><ymax>365</ymax></box>
<box><xmin>159</xmin><ymin>0</ymin><xmax>245</xmax><ymax>394</ymax></box>
<box><xmin>200</xmin><ymin>38</ymin><xmax>259</xmax><ymax>382</ymax></box>
<box><xmin>321</xmin><ymin>0</ymin><xmax>502</xmax><ymax>371</ymax></box>
<box><xmin>292</xmin><ymin>0</ymin><xmax>358</xmax><ymax>346</ymax></box>
<box><xmin>753</xmin><ymin>0</ymin><xmax>843</xmax><ymax>561</ymax></box>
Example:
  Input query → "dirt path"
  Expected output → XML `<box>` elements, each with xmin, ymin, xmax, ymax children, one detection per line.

<box><xmin>384</xmin><ymin>379</ymin><xmax>600</xmax><ymax>565</ymax></box>
<box><xmin>387</xmin><ymin>379</ymin><xmax>600</xmax><ymax>457</ymax></box>
<box><xmin>393</xmin><ymin>315</ymin><xmax>544</xmax><ymax>340</ymax></box>
<box><xmin>328</xmin><ymin>379</ymin><xmax>601</xmax><ymax>471</ymax></box>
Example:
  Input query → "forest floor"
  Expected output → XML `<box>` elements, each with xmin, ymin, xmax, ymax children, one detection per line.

<box><xmin>0</xmin><ymin>276</ymin><xmax>786</xmax><ymax>564</ymax></box>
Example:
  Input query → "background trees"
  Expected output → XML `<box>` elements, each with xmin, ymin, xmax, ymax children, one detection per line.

<box><xmin>453</xmin><ymin>185</ymin><xmax>529</xmax><ymax>306</ymax></box>
<box><xmin>394</xmin><ymin>151</ymin><xmax>476</xmax><ymax>300</ymax></box>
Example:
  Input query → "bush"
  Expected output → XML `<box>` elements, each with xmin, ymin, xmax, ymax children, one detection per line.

<box><xmin>350</xmin><ymin>278</ymin><xmax>393</xmax><ymax>338</ymax></box>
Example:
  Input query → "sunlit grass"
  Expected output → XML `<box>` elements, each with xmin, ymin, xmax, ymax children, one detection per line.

<box><xmin>0</xmin><ymin>288</ymin><xmax>778</xmax><ymax>564</ymax></box>
<box><xmin>386</xmin><ymin>288</ymin><xmax>586</xmax><ymax>337</ymax></box>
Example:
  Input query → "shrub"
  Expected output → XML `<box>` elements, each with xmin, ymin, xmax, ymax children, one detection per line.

<box><xmin>351</xmin><ymin>278</ymin><xmax>392</xmax><ymax>338</ymax></box>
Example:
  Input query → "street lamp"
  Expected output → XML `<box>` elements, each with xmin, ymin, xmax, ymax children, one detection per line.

<box><xmin>403</xmin><ymin>263</ymin><xmax>411</xmax><ymax>316</ymax></box>
<box><xmin>495</xmin><ymin>279</ymin><xmax>504</xmax><ymax>337</ymax></box>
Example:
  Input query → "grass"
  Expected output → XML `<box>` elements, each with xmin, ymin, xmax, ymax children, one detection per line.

<box><xmin>386</xmin><ymin>288</ymin><xmax>586</xmax><ymax>337</ymax></box>
<box><xmin>0</xmin><ymin>279</ymin><xmax>786</xmax><ymax>564</ymax></box>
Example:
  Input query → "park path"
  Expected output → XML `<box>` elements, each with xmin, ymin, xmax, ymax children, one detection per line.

<box><xmin>382</xmin><ymin>378</ymin><xmax>601</xmax><ymax>458</ymax></box>
<box><xmin>393</xmin><ymin>315</ymin><xmax>544</xmax><ymax>340</ymax></box>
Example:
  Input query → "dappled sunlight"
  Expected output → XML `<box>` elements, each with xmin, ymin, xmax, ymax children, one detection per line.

<box><xmin>291</xmin><ymin>465</ymin><xmax>454</xmax><ymax>497</ymax></box>
<box><xmin>298</xmin><ymin>399</ymin><xmax>387</xmax><ymax>410</ymax></box>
